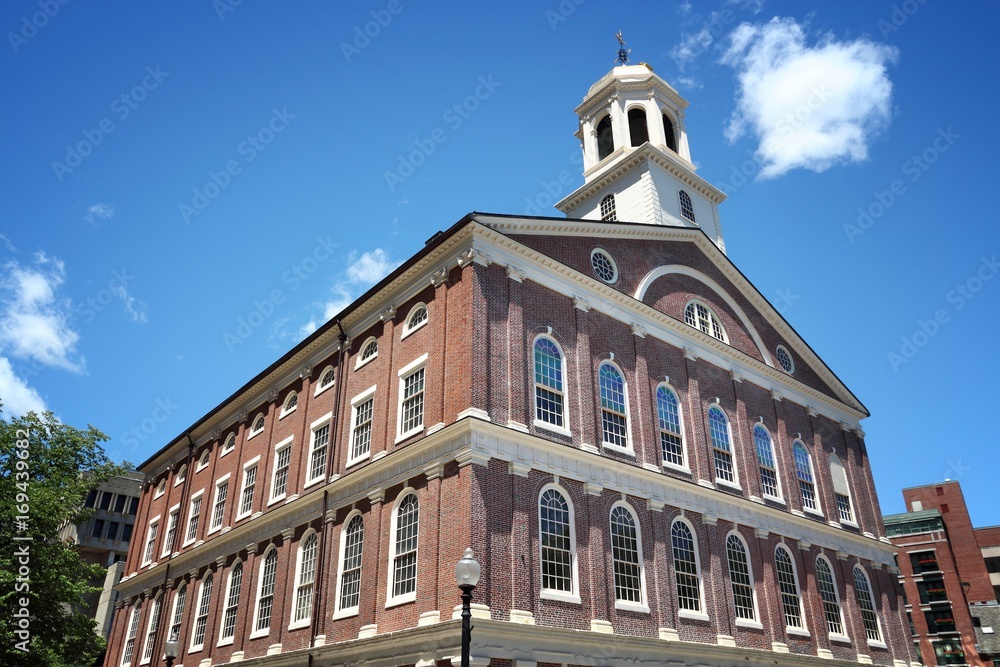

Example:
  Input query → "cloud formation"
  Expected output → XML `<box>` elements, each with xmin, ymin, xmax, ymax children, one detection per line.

<box><xmin>0</xmin><ymin>357</ymin><xmax>46</xmax><ymax>416</ymax></box>
<box><xmin>85</xmin><ymin>202</ymin><xmax>116</xmax><ymax>226</ymax></box>
<box><xmin>721</xmin><ymin>17</ymin><xmax>897</xmax><ymax>179</ymax></box>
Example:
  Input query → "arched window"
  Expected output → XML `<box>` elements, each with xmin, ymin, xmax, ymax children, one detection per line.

<box><xmin>316</xmin><ymin>366</ymin><xmax>336</xmax><ymax>395</ymax></box>
<box><xmin>539</xmin><ymin>486</ymin><xmax>576</xmax><ymax>596</ymax></box>
<box><xmin>403</xmin><ymin>303</ymin><xmax>428</xmax><ymax>338</ymax></box>
<box><xmin>250</xmin><ymin>413</ymin><xmax>265</xmax><ymax>436</ymax></box>
<box><xmin>293</xmin><ymin>532</ymin><xmax>318</xmax><ymax>624</ymax></box>
<box><xmin>533</xmin><ymin>336</ymin><xmax>565</xmax><ymax>429</ymax></box>
<box><xmin>168</xmin><ymin>583</ymin><xmax>186</xmax><ymax>644</ymax></box>
<box><xmin>190</xmin><ymin>573</ymin><xmax>212</xmax><ymax>650</ymax></box>
<box><xmin>662</xmin><ymin>113</ymin><xmax>677</xmax><ymax>152</ymax></box>
<box><xmin>775</xmin><ymin>545</ymin><xmax>804</xmax><ymax>629</ymax></box>
<box><xmin>671</xmin><ymin>519</ymin><xmax>702</xmax><ymax>612</ymax></box>
<box><xmin>222</xmin><ymin>433</ymin><xmax>236</xmax><ymax>454</ymax></box>
<box><xmin>679</xmin><ymin>190</ymin><xmax>696</xmax><ymax>222</ymax></box>
<box><xmin>174</xmin><ymin>464</ymin><xmax>187</xmax><ymax>486</ymax></box>
<box><xmin>121</xmin><ymin>602</ymin><xmax>141</xmax><ymax>666</ymax></box>
<box><xmin>253</xmin><ymin>548</ymin><xmax>278</xmax><ymax>634</ymax></box>
<box><xmin>853</xmin><ymin>566</ymin><xmax>882</xmax><ymax>643</ymax></box>
<box><xmin>356</xmin><ymin>337</ymin><xmax>378</xmax><ymax>369</ymax></box>
<box><xmin>627</xmin><ymin>107</ymin><xmax>649</xmax><ymax>147</ymax></box>
<box><xmin>197</xmin><ymin>449</ymin><xmax>210</xmax><ymax>470</ymax></box>
<box><xmin>389</xmin><ymin>493</ymin><xmax>419</xmax><ymax>602</ymax></box>
<box><xmin>337</xmin><ymin>513</ymin><xmax>365</xmax><ymax>614</ymax></box>
<box><xmin>596</xmin><ymin>115</ymin><xmax>614</xmax><ymax>160</ymax></box>
<box><xmin>281</xmin><ymin>391</ymin><xmax>298</xmax><ymax>416</ymax></box>
<box><xmin>656</xmin><ymin>384</ymin><xmax>685</xmax><ymax>467</ymax></box>
<box><xmin>140</xmin><ymin>594</ymin><xmax>161</xmax><ymax>663</ymax></box>
<box><xmin>793</xmin><ymin>442</ymin><xmax>819</xmax><ymax>512</ymax></box>
<box><xmin>155</xmin><ymin>479</ymin><xmax>166</xmax><ymax>498</ymax></box>
<box><xmin>753</xmin><ymin>425</ymin><xmax>781</xmax><ymax>500</ymax></box>
<box><xmin>815</xmin><ymin>556</ymin><xmax>844</xmax><ymax>636</ymax></box>
<box><xmin>600</xmin><ymin>194</ymin><xmax>617</xmax><ymax>222</ymax></box>
<box><xmin>707</xmin><ymin>406</ymin><xmax>736</xmax><ymax>485</ymax></box>
<box><xmin>684</xmin><ymin>300</ymin><xmax>727</xmax><ymax>342</ymax></box>
<box><xmin>598</xmin><ymin>362</ymin><xmax>629</xmax><ymax>450</ymax></box>
<box><xmin>610</xmin><ymin>504</ymin><xmax>645</xmax><ymax>607</ymax></box>
<box><xmin>219</xmin><ymin>561</ymin><xmax>242</xmax><ymax>642</ymax></box>
<box><xmin>830</xmin><ymin>454</ymin><xmax>855</xmax><ymax>523</ymax></box>
<box><xmin>726</xmin><ymin>533</ymin><xmax>756</xmax><ymax>621</ymax></box>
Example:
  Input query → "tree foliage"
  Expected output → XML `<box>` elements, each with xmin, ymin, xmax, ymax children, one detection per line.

<box><xmin>0</xmin><ymin>409</ymin><xmax>126</xmax><ymax>667</ymax></box>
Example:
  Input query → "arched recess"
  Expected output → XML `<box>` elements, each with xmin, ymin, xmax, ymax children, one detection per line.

<box><xmin>662</xmin><ymin>112</ymin><xmax>678</xmax><ymax>152</ymax></box>
<box><xmin>596</xmin><ymin>115</ymin><xmax>614</xmax><ymax>160</ymax></box>
<box><xmin>634</xmin><ymin>265</ymin><xmax>772</xmax><ymax>365</ymax></box>
<box><xmin>627</xmin><ymin>107</ymin><xmax>649</xmax><ymax>147</ymax></box>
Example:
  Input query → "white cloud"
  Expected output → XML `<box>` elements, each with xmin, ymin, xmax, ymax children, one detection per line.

<box><xmin>721</xmin><ymin>17</ymin><xmax>897</xmax><ymax>179</ymax></box>
<box><xmin>671</xmin><ymin>27</ymin><xmax>714</xmax><ymax>71</ymax></box>
<box><xmin>0</xmin><ymin>357</ymin><xmax>46</xmax><ymax>417</ymax></box>
<box><xmin>85</xmin><ymin>203</ymin><xmax>116</xmax><ymax>226</ymax></box>
<box><xmin>112</xmin><ymin>282</ymin><xmax>147</xmax><ymax>322</ymax></box>
<box><xmin>0</xmin><ymin>253</ymin><xmax>83</xmax><ymax>372</ymax></box>
<box><xmin>346</xmin><ymin>248</ymin><xmax>398</xmax><ymax>285</ymax></box>
<box><xmin>678</xmin><ymin>1</ymin><xmax>693</xmax><ymax>16</ymax></box>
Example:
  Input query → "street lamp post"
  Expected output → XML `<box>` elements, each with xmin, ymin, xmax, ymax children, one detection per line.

<box><xmin>163</xmin><ymin>633</ymin><xmax>179</xmax><ymax>667</ymax></box>
<box><xmin>455</xmin><ymin>547</ymin><xmax>482</xmax><ymax>667</ymax></box>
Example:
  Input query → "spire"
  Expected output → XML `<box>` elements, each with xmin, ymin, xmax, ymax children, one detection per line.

<box><xmin>614</xmin><ymin>31</ymin><xmax>631</xmax><ymax>66</ymax></box>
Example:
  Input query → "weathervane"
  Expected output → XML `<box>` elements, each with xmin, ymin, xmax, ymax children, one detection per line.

<box><xmin>614</xmin><ymin>31</ymin><xmax>631</xmax><ymax>65</ymax></box>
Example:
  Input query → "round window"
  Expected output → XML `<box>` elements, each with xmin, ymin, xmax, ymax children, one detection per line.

<box><xmin>776</xmin><ymin>345</ymin><xmax>794</xmax><ymax>374</ymax></box>
<box><xmin>590</xmin><ymin>249</ymin><xmax>618</xmax><ymax>284</ymax></box>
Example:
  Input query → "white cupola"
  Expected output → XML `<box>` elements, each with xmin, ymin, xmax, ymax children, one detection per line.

<box><xmin>555</xmin><ymin>62</ymin><xmax>729</xmax><ymax>253</ymax></box>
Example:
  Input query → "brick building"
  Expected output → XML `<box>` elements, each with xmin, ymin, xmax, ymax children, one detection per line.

<box><xmin>884</xmin><ymin>480</ymin><xmax>1000</xmax><ymax>665</ymax></box>
<box><xmin>105</xmin><ymin>63</ymin><xmax>915</xmax><ymax>667</ymax></box>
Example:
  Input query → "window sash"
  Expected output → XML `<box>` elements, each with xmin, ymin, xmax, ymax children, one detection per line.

<box><xmin>339</xmin><ymin>516</ymin><xmax>364</xmax><ymax>611</ymax></box>
<box><xmin>610</xmin><ymin>507</ymin><xmax>642</xmax><ymax>603</ymax></box>
<box><xmin>240</xmin><ymin>466</ymin><xmax>257</xmax><ymax>516</ymax></box>
<box><xmin>400</xmin><ymin>368</ymin><xmax>425</xmax><ymax>434</ymax></box>
<box><xmin>726</xmin><ymin>536</ymin><xmax>755</xmax><ymax>621</ymax></box>
<box><xmin>210</xmin><ymin>482</ymin><xmax>228</xmax><ymax>529</ymax></box>
<box><xmin>672</xmin><ymin>523</ymin><xmax>701</xmax><ymax>611</ymax></box>
<box><xmin>309</xmin><ymin>425</ymin><xmax>330</xmax><ymax>481</ymax></box>
<box><xmin>352</xmin><ymin>398</ymin><xmax>374</xmax><ymax>460</ymax></box>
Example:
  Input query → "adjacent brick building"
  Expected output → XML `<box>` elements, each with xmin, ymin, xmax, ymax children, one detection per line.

<box><xmin>884</xmin><ymin>480</ymin><xmax>1000</xmax><ymax>665</ymax></box>
<box><xmin>105</xmin><ymin>62</ymin><xmax>915</xmax><ymax>667</ymax></box>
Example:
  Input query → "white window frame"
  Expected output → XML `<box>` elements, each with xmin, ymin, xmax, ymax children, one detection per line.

<box><xmin>684</xmin><ymin>299</ymin><xmax>728</xmax><ymax>343</ymax></box>
<box><xmin>597</xmin><ymin>359</ymin><xmax>633</xmax><ymax>455</ymax></box>
<box><xmin>609</xmin><ymin>500</ymin><xmax>649</xmax><ymax>613</ymax></box>
<box><xmin>672</xmin><ymin>517</ymin><xmax>709</xmax><ymax>621</ymax></box>
<box><xmin>196</xmin><ymin>449</ymin><xmax>210</xmax><ymax>472</ymax></box>
<box><xmin>305</xmin><ymin>413</ymin><xmax>333</xmax><ymax>488</ymax></box>
<box><xmin>138</xmin><ymin>593</ymin><xmax>161</xmax><ymax>665</ymax></box>
<box><xmin>655</xmin><ymin>382</ymin><xmax>688</xmax><ymax>472</ymax></box>
<box><xmin>268</xmin><ymin>435</ymin><xmax>294</xmax><ymax>505</ymax></box>
<box><xmin>775</xmin><ymin>344</ymin><xmax>795</xmax><ymax>374</ymax></box>
<box><xmin>220</xmin><ymin>433</ymin><xmax>236</xmax><ymax>457</ymax></box>
<box><xmin>160</xmin><ymin>505</ymin><xmax>180</xmax><ymax>558</ymax></box>
<box><xmin>815</xmin><ymin>554</ymin><xmax>849</xmax><ymax>642</ymax></box>
<box><xmin>355</xmin><ymin>337</ymin><xmax>379</xmax><ymax>370</ymax></box>
<box><xmin>707</xmin><ymin>403</ymin><xmax>741</xmax><ymax>490</ymax></box>
<box><xmin>853</xmin><ymin>564</ymin><xmax>885</xmax><ymax>647</ymax></box>
<box><xmin>141</xmin><ymin>515</ymin><xmax>160</xmax><ymax>567</ymax></box>
<box><xmin>386</xmin><ymin>489</ymin><xmax>419</xmax><ymax>607</ymax></box>
<box><xmin>793</xmin><ymin>440</ymin><xmax>823</xmax><ymax>517</ymax></box>
<box><xmin>120</xmin><ymin>603</ymin><xmax>142</xmax><ymax>666</ymax></box>
<box><xmin>154</xmin><ymin>479</ymin><xmax>166</xmax><ymax>498</ymax></box>
<box><xmin>396</xmin><ymin>354</ymin><xmax>428</xmax><ymax>443</ymax></box>
<box><xmin>775</xmin><ymin>543</ymin><xmax>809</xmax><ymax>636</ymax></box>
<box><xmin>279</xmin><ymin>391</ymin><xmax>298</xmax><ymax>419</ymax></box>
<box><xmin>235</xmin><ymin>456</ymin><xmax>261</xmax><ymax>521</ymax></box>
<box><xmin>590</xmin><ymin>247</ymin><xmax>619</xmax><ymax>284</ymax></box>
<box><xmin>207</xmin><ymin>474</ymin><xmax>231</xmax><ymax>534</ymax></box>
<box><xmin>189</xmin><ymin>573</ymin><xmax>213</xmax><ymax>652</ymax></box>
<box><xmin>348</xmin><ymin>386</ymin><xmax>377</xmax><ymax>467</ymax></box>
<box><xmin>726</xmin><ymin>531</ymin><xmax>761</xmax><ymax>628</ymax></box>
<box><xmin>247</xmin><ymin>413</ymin><xmax>265</xmax><ymax>440</ymax></box>
<box><xmin>217</xmin><ymin>560</ymin><xmax>243</xmax><ymax>647</ymax></box>
<box><xmin>333</xmin><ymin>511</ymin><xmax>365</xmax><ymax>619</ymax></box>
<box><xmin>829</xmin><ymin>453</ymin><xmax>858</xmax><ymax>527</ymax></box>
<box><xmin>250</xmin><ymin>546</ymin><xmax>279</xmax><ymax>639</ymax></box>
<box><xmin>173</xmin><ymin>464</ymin><xmax>187</xmax><ymax>488</ymax></box>
<box><xmin>753</xmin><ymin>423</ymin><xmax>784</xmax><ymax>503</ymax></box>
<box><xmin>167</xmin><ymin>583</ymin><xmax>186</xmax><ymax>645</ymax></box>
<box><xmin>182</xmin><ymin>489</ymin><xmax>205</xmax><ymax>547</ymax></box>
<box><xmin>532</xmin><ymin>334</ymin><xmax>571</xmax><ymax>437</ymax></box>
<box><xmin>314</xmin><ymin>365</ymin><xmax>336</xmax><ymax>397</ymax></box>
<box><xmin>400</xmin><ymin>303</ymin><xmax>429</xmax><ymax>340</ymax></box>
<box><xmin>289</xmin><ymin>530</ymin><xmax>318</xmax><ymax>630</ymax></box>
<box><xmin>538</xmin><ymin>483</ymin><xmax>580</xmax><ymax>604</ymax></box>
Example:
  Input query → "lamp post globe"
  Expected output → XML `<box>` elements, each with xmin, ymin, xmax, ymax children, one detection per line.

<box><xmin>163</xmin><ymin>635</ymin><xmax>179</xmax><ymax>667</ymax></box>
<box><xmin>455</xmin><ymin>547</ymin><xmax>481</xmax><ymax>667</ymax></box>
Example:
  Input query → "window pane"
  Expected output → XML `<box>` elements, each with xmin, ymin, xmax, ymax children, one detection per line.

<box><xmin>540</xmin><ymin>489</ymin><xmax>573</xmax><ymax>592</ymax></box>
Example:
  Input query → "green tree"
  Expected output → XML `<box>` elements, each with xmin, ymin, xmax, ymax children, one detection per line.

<box><xmin>0</xmin><ymin>409</ymin><xmax>126</xmax><ymax>667</ymax></box>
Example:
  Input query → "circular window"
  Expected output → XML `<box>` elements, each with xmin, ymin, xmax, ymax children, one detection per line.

<box><xmin>776</xmin><ymin>345</ymin><xmax>794</xmax><ymax>374</ymax></box>
<box><xmin>590</xmin><ymin>249</ymin><xmax>618</xmax><ymax>284</ymax></box>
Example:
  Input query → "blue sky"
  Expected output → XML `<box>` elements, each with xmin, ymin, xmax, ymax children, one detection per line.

<box><xmin>2</xmin><ymin>1</ymin><xmax>998</xmax><ymax>525</ymax></box>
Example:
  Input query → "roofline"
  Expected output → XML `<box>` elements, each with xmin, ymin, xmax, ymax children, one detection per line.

<box><xmin>901</xmin><ymin>480</ymin><xmax>962</xmax><ymax>492</ymax></box>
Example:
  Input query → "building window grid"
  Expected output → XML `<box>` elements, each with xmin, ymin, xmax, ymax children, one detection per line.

<box><xmin>836</xmin><ymin>493</ymin><xmax>854</xmax><ymax>522</ymax></box>
<box><xmin>406</xmin><ymin>305</ymin><xmax>428</xmax><ymax>331</ymax></box>
<box><xmin>400</xmin><ymin>367</ymin><xmax>425</xmax><ymax>435</ymax></box>
<box><xmin>684</xmin><ymin>301</ymin><xmax>726</xmax><ymax>342</ymax></box>
<box><xmin>815</xmin><ymin>557</ymin><xmax>844</xmax><ymax>635</ymax></box>
<box><xmin>140</xmin><ymin>596</ymin><xmax>160</xmax><ymax>663</ymax></box>
<box><xmin>753</xmin><ymin>425</ymin><xmax>780</xmax><ymax>498</ymax></box>
<box><xmin>590</xmin><ymin>250</ymin><xmax>617</xmax><ymax>283</ymax></box>
<box><xmin>319</xmin><ymin>367</ymin><xmax>336</xmax><ymax>390</ymax></box>
<box><xmin>168</xmin><ymin>584</ymin><xmax>186</xmax><ymax>643</ymax></box>
<box><xmin>671</xmin><ymin>521</ymin><xmax>702</xmax><ymax>612</ymax></box>
<box><xmin>726</xmin><ymin>534</ymin><xmax>756</xmax><ymax>621</ymax></box>
<box><xmin>540</xmin><ymin>489</ymin><xmax>574</xmax><ymax>593</ymax></box>
<box><xmin>220</xmin><ymin>562</ymin><xmax>242</xmax><ymax>640</ymax></box>
<box><xmin>185</xmin><ymin>496</ymin><xmax>202</xmax><ymax>543</ymax></box>
<box><xmin>339</xmin><ymin>515</ymin><xmax>365</xmax><ymax>611</ymax></box>
<box><xmin>853</xmin><ymin>567</ymin><xmax>883</xmax><ymax>643</ymax></box>
<box><xmin>294</xmin><ymin>533</ymin><xmax>318</xmax><ymax>623</ymax></box>
<box><xmin>776</xmin><ymin>345</ymin><xmax>794</xmax><ymax>373</ymax></box>
<box><xmin>707</xmin><ymin>407</ymin><xmax>736</xmax><ymax>484</ymax></box>
<box><xmin>534</xmin><ymin>338</ymin><xmax>565</xmax><ymax>428</ymax></box>
<box><xmin>121</xmin><ymin>604</ymin><xmax>142</xmax><ymax>666</ymax></box>
<box><xmin>309</xmin><ymin>424</ymin><xmax>330</xmax><ymax>482</ymax></box>
<box><xmin>352</xmin><ymin>397</ymin><xmax>374</xmax><ymax>461</ymax></box>
<box><xmin>210</xmin><ymin>482</ymin><xmax>228</xmax><ymax>530</ymax></box>
<box><xmin>794</xmin><ymin>443</ymin><xmax>818</xmax><ymax>510</ymax></box>
<box><xmin>360</xmin><ymin>338</ymin><xmax>378</xmax><ymax>363</ymax></box>
<box><xmin>600</xmin><ymin>194</ymin><xmax>617</xmax><ymax>222</ymax></box>
<box><xmin>599</xmin><ymin>363</ymin><xmax>628</xmax><ymax>449</ymax></box>
<box><xmin>775</xmin><ymin>547</ymin><xmax>804</xmax><ymax>629</ymax></box>
<box><xmin>255</xmin><ymin>550</ymin><xmax>278</xmax><ymax>632</ymax></box>
<box><xmin>656</xmin><ymin>386</ymin><xmax>684</xmax><ymax>466</ymax></box>
<box><xmin>283</xmin><ymin>392</ymin><xmax>297</xmax><ymax>414</ymax></box>
<box><xmin>272</xmin><ymin>446</ymin><xmax>291</xmax><ymax>499</ymax></box>
<box><xmin>191</xmin><ymin>574</ymin><xmax>213</xmax><ymax>649</ymax></box>
<box><xmin>610</xmin><ymin>506</ymin><xmax>643</xmax><ymax>604</ymax></box>
<box><xmin>239</xmin><ymin>465</ymin><xmax>257</xmax><ymax>516</ymax></box>
<box><xmin>679</xmin><ymin>190</ymin><xmax>696</xmax><ymax>222</ymax></box>
<box><xmin>392</xmin><ymin>494</ymin><xmax>419</xmax><ymax>599</ymax></box>
<box><xmin>142</xmin><ymin>521</ymin><xmax>158</xmax><ymax>564</ymax></box>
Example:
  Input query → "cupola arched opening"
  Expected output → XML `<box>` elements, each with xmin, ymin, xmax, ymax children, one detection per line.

<box><xmin>662</xmin><ymin>113</ymin><xmax>677</xmax><ymax>152</ymax></box>
<box><xmin>628</xmin><ymin>107</ymin><xmax>649</xmax><ymax>147</ymax></box>
<box><xmin>596</xmin><ymin>115</ymin><xmax>614</xmax><ymax>160</ymax></box>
